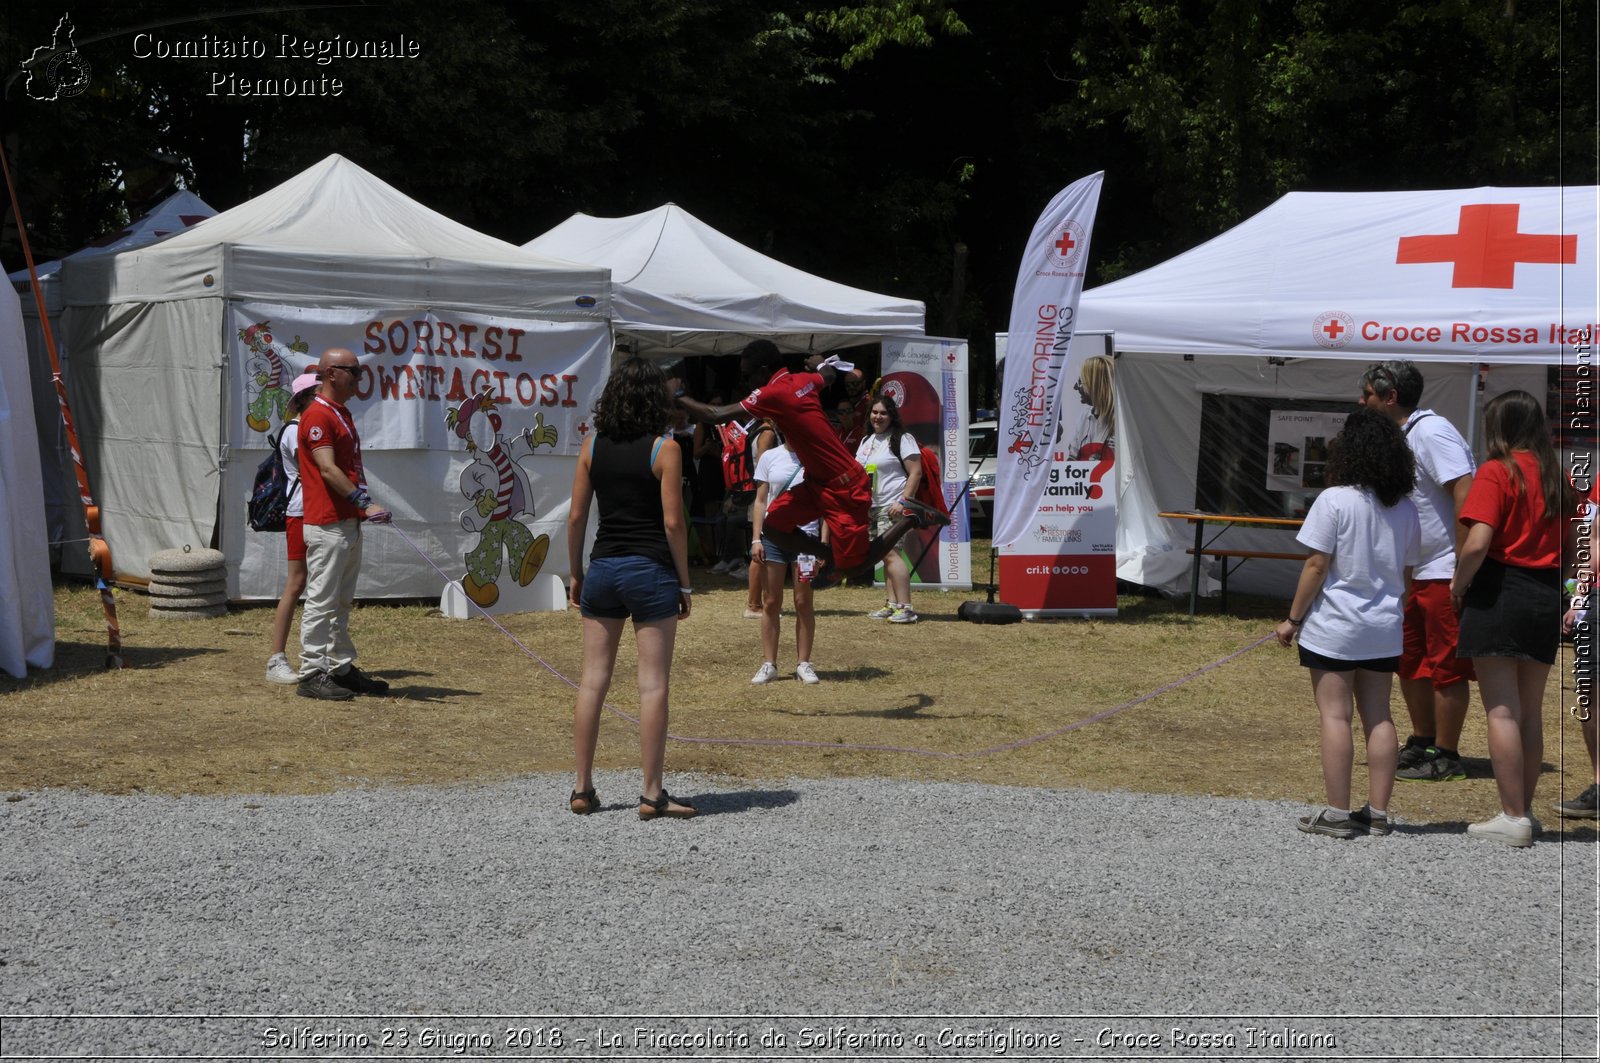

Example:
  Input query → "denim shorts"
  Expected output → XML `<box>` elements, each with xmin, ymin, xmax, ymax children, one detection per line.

<box><xmin>580</xmin><ymin>554</ymin><xmax>679</xmax><ymax>622</ymax></box>
<box><xmin>760</xmin><ymin>537</ymin><xmax>796</xmax><ymax>566</ymax></box>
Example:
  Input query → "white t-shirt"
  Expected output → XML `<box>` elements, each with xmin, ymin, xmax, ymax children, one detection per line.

<box><xmin>279</xmin><ymin>420</ymin><xmax>304</xmax><ymax>519</ymax></box>
<box><xmin>1403</xmin><ymin>409</ymin><xmax>1475</xmax><ymax>580</ymax></box>
<box><xmin>753</xmin><ymin>444</ymin><xmax>819</xmax><ymax>537</ymax></box>
<box><xmin>854</xmin><ymin>430</ymin><xmax>920</xmax><ymax>506</ymax></box>
<box><xmin>1295</xmin><ymin>485</ymin><xmax>1421</xmax><ymax>660</ymax></box>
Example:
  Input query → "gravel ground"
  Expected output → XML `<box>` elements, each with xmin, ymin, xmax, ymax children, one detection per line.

<box><xmin>1</xmin><ymin>775</ymin><xmax>1596</xmax><ymax>1060</ymax></box>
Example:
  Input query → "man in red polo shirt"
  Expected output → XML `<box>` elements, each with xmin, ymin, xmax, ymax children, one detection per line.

<box><xmin>297</xmin><ymin>346</ymin><xmax>393</xmax><ymax>701</ymax></box>
<box><xmin>675</xmin><ymin>341</ymin><xmax>943</xmax><ymax>587</ymax></box>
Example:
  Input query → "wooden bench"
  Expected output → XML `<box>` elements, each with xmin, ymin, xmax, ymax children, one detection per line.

<box><xmin>1186</xmin><ymin>547</ymin><xmax>1310</xmax><ymax>611</ymax></box>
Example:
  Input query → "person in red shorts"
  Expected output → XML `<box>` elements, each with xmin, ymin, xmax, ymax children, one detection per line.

<box><xmin>1361</xmin><ymin>360</ymin><xmax>1477</xmax><ymax>782</ymax></box>
<box><xmin>674</xmin><ymin>341</ymin><xmax>944</xmax><ymax>587</ymax></box>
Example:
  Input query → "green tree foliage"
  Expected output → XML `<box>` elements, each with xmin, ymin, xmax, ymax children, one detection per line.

<box><xmin>1065</xmin><ymin>0</ymin><xmax>1596</xmax><ymax>278</ymax></box>
<box><xmin>1</xmin><ymin>0</ymin><xmax>1590</xmax><ymax>401</ymax></box>
<box><xmin>808</xmin><ymin>0</ymin><xmax>969</xmax><ymax>69</ymax></box>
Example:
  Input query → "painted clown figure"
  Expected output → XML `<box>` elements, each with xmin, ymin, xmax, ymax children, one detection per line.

<box><xmin>446</xmin><ymin>390</ymin><xmax>559</xmax><ymax>607</ymax></box>
<box><xmin>240</xmin><ymin>320</ymin><xmax>310</xmax><ymax>432</ymax></box>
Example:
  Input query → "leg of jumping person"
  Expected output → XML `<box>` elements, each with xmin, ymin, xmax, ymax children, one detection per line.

<box><xmin>813</xmin><ymin>511</ymin><xmax>921</xmax><ymax>589</ymax></box>
<box><xmin>761</xmin><ymin>479</ymin><xmax>836</xmax><ymax>574</ymax></box>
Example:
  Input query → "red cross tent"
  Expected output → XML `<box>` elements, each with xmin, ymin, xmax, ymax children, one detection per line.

<box><xmin>1073</xmin><ymin>185</ymin><xmax>1597</xmax><ymax>597</ymax></box>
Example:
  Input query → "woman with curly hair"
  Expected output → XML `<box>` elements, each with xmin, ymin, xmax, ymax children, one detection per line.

<box><xmin>1275</xmin><ymin>408</ymin><xmax>1420</xmax><ymax>839</ymax></box>
<box><xmin>1452</xmin><ymin>390</ymin><xmax>1582</xmax><ymax>846</ymax></box>
<box><xmin>566</xmin><ymin>357</ymin><xmax>696</xmax><ymax>821</ymax></box>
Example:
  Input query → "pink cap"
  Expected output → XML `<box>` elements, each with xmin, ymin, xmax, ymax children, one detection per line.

<box><xmin>290</xmin><ymin>372</ymin><xmax>320</xmax><ymax>396</ymax></box>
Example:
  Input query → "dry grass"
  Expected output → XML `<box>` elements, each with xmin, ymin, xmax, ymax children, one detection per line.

<box><xmin>3</xmin><ymin>557</ymin><xmax>1596</xmax><ymax>834</ymax></box>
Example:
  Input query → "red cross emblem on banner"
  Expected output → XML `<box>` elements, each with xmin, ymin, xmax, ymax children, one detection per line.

<box><xmin>1054</xmin><ymin>231</ymin><xmax>1076</xmax><ymax>256</ymax></box>
<box><xmin>1396</xmin><ymin>203</ymin><xmax>1576</xmax><ymax>289</ymax></box>
<box><xmin>1321</xmin><ymin>318</ymin><xmax>1345</xmax><ymax>340</ymax></box>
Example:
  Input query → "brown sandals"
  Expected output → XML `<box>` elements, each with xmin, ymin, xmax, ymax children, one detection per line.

<box><xmin>569</xmin><ymin>788</ymin><xmax>600</xmax><ymax>815</ymax></box>
<box><xmin>638</xmin><ymin>791</ymin><xmax>697</xmax><ymax>820</ymax></box>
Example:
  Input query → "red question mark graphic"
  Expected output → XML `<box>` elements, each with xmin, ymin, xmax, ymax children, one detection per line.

<box><xmin>1086</xmin><ymin>447</ymin><xmax>1114</xmax><ymax>500</ymax></box>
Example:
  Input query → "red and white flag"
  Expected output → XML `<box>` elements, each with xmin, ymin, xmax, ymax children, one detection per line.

<box><xmin>994</xmin><ymin>172</ymin><xmax>1104</xmax><ymax>546</ymax></box>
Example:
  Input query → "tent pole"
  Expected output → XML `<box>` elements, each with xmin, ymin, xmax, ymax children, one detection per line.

<box><xmin>1464</xmin><ymin>363</ymin><xmax>1481</xmax><ymax>452</ymax></box>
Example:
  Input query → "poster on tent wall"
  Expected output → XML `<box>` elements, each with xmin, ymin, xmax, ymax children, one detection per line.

<box><xmin>1265</xmin><ymin>410</ymin><xmax>1347</xmax><ymax>494</ymax></box>
<box><xmin>878</xmin><ymin>337</ymin><xmax>971</xmax><ymax>590</ymax></box>
<box><xmin>226</xmin><ymin>302</ymin><xmax>611</xmax><ymax>601</ymax></box>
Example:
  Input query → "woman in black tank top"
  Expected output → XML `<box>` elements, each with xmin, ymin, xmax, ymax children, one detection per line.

<box><xmin>566</xmin><ymin>357</ymin><xmax>696</xmax><ymax>821</ymax></box>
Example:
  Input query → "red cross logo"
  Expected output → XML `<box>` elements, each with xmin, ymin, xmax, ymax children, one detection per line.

<box><xmin>1397</xmin><ymin>204</ymin><xmax>1576</xmax><ymax>289</ymax></box>
<box><xmin>945</xmin><ymin>350</ymin><xmax>957</xmax><ymax>364</ymax></box>
<box><xmin>1054</xmin><ymin>231</ymin><xmax>1076</xmax><ymax>256</ymax></box>
<box><xmin>1322</xmin><ymin>318</ymin><xmax>1345</xmax><ymax>340</ymax></box>
<box><xmin>577</xmin><ymin>421</ymin><xmax>590</xmax><ymax>437</ymax></box>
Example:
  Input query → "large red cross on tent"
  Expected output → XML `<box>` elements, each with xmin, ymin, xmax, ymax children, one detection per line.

<box><xmin>1396</xmin><ymin>203</ymin><xmax>1577</xmax><ymax>289</ymax></box>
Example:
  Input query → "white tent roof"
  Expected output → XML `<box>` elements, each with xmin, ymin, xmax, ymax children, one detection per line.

<box><xmin>1078</xmin><ymin>186</ymin><xmax>1598</xmax><ymax>364</ymax></box>
<box><xmin>63</xmin><ymin>155</ymin><xmax>610</xmax><ymax>316</ymax></box>
<box><xmin>9</xmin><ymin>190</ymin><xmax>217</xmax><ymax>312</ymax></box>
<box><xmin>523</xmin><ymin>203</ymin><xmax>925</xmax><ymax>354</ymax></box>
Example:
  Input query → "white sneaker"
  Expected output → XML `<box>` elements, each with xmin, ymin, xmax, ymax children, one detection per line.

<box><xmin>711</xmin><ymin>559</ymin><xmax>731</xmax><ymax>574</ymax></box>
<box><xmin>889</xmin><ymin>605</ymin><xmax>919</xmax><ymax>624</ymax></box>
<box><xmin>1467</xmin><ymin>812</ymin><xmax>1534</xmax><ymax>847</ymax></box>
<box><xmin>265</xmin><ymin>653</ymin><xmax>298</xmax><ymax>685</ymax></box>
<box><xmin>867</xmin><ymin>604</ymin><xmax>896</xmax><ymax>620</ymax></box>
<box><xmin>750</xmin><ymin>661</ymin><xmax>778</xmax><ymax>685</ymax></box>
<box><xmin>795</xmin><ymin>661</ymin><xmax>820</xmax><ymax>685</ymax></box>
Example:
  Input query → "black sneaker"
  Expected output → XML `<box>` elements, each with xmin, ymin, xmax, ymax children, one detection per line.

<box><xmin>1349</xmin><ymin>806</ymin><xmax>1392</xmax><ymax>836</ymax></box>
<box><xmin>1396</xmin><ymin>736</ymin><xmax>1434</xmax><ymax>771</ymax></box>
<box><xmin>1554</xmin><ymin>783</ymin><xmax>1600</xmax><ymax>819</ymax></box>
<box><xmin>1396</xmin><ymin>749</ymin><xmax>1466</xmax><ymax>782</ymax></box>
<box><xmin>298</xmin><ymin>671</ymin><xmax>355</xmax><ymax>701</ymax></box>
<box><xmin>1297</xmin><ymin>808</ymin><xmax>1357</xmax><ymax>839</ymax></box>
<box><xmin>332</xmin><ymin>666</ymin><xmax>390</xmax><ymax>696</ymax></box>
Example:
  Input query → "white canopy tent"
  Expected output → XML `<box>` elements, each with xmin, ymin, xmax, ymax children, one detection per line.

<box><xmin>523</xmin><ymin>203</ymin><xmax>926</xmax><ymax>355</ymax></box>
<box><xmin>60</xmin><ymin>154</ymin><xmax>613</xmax><ymax>598</ymax></box>
<box><xmin>1075</xmin><ymin>186</ymin><xmax>1595</xmax><ymax>597</ymax></box>
<box><xmin>0</xmin><ymin>267</ymin><xmax>53</xmax><ymax>677</ymax></box>
<box><xmin>10</xmin><ymin>190</ymin><xmax>218</xmax><ymax>564</ymax></box>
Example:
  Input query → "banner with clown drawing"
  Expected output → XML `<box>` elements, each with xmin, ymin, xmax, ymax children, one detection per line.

<box><xmin>228</xmin><ymin>302</ymin><xmax>610</xmax><ymax>604</ymax></box>
<box><xmin>229</xmin><ymin>302</ymin><xmax>610</xmax><ymax>450</ymax></box>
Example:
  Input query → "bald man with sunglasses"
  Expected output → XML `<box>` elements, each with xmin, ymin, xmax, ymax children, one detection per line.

<box><xmin>297</xmin><ymin>347</ymin><xmax>393</xmax><ymax>701</ymax></box>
